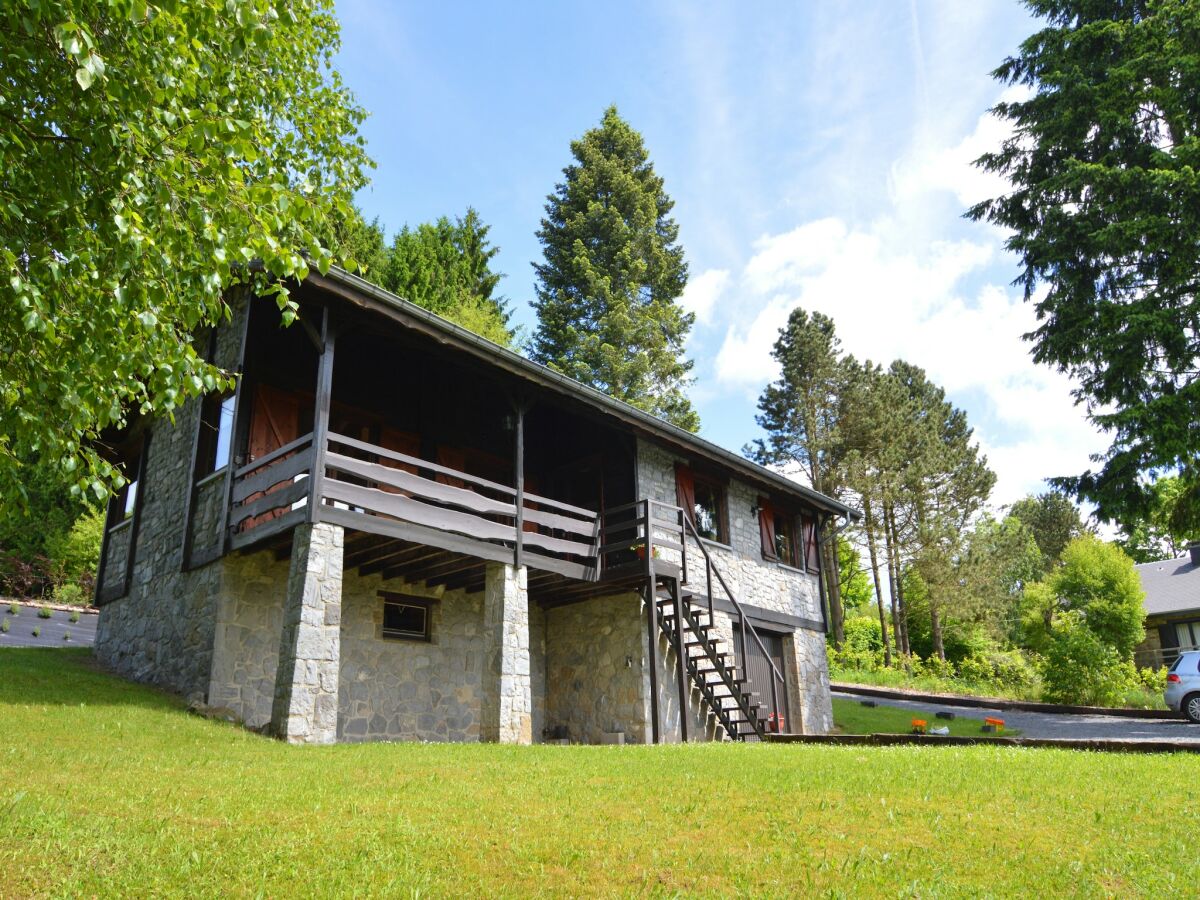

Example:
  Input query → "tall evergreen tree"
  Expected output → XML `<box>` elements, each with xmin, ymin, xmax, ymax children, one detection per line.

<box><xmin>381</xmin><ymin>209</ymin><xmax>513</xmax><ymax>347</ymax></box>
<box><xmin>532</xmin><ymin>106</ymin><xmax>698</xmax><ymax>431</ymax></box>
<box><xmin>970</xmin><ymin>0</ymin><xmax>1200</xmax><ymax>523</ymax></box>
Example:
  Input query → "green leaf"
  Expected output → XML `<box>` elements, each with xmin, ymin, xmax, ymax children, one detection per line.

<box><xmin>75</xmin><ymin>66</ymin><xmax>93</xmax><ymax>90</ymax></box>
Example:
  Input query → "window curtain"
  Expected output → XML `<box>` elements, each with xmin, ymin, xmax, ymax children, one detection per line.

<box><xmin>758</xmin><ymin>497</ymin><xmax>777</xmax><ymax>559</ymax></box>
<box><xmin>674</xmin><ymin>463</ymin><xmax>696</xmax><ymax>525</ymax></box>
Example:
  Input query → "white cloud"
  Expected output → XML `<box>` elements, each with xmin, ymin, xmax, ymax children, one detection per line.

<box><xmin>679</xmin><ymin>268</ymin><xmax>730</xmax><ymax>326</ymax></box>
<box><xmin>707</xmin><ymin>93</ymin><xmax>1107</xmax><ymax>508</ymax></box>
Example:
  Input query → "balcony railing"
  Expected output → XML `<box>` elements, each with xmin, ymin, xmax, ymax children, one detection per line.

<box><xmin>228</xmin><ymin>431</ymin><xmax>602</xmax><ymax>580</ymax></box>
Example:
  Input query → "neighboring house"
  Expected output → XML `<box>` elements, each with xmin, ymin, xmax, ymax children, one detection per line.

<box><xmin>1134</xmin><ymin>544</ymin><xmax>1200</xmax><ymax>669</ymax></box>
<box><xmin>92</xmin><ymin>268</ymin><xmax>856</xmax><ymax>745</ymax></box>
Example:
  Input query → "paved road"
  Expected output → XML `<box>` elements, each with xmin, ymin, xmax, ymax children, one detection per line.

<box><xmin>836</xmin><ymin>690</ymin><xmax>1200</xmax><ymax>743</ymax></box>
<box><xmin>0</xmin><ymin>604</ymin><xmax>97</xmax><ymax>648</ymax></box>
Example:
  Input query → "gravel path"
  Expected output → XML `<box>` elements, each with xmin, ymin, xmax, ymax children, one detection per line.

<box><xmin>0</xmin><ymin>605</ymin><xmax>97</xmax><ymax>648</ymax></box>
<box><xmin>836</xmin><ymin>690</ymin><xmax>1200</xmax><ymax>743</ymax></box>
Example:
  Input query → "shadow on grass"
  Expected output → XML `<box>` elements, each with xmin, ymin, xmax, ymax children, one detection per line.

<box><xmin>0</xmin><ymin>647</ymin><xmax>185</xmax><ymax>711</ymax></box>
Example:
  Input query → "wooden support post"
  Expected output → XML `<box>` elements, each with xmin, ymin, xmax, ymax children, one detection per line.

<box><xmin>644</xmin><ymin>582</ymin><xmax>661</xmax><ymax>745</ymax></box>
<box><xmin>308</xmin><ymin>308</ymin><xmax>336</xmax><ymax>524</ymax></box>
<box><xmin>219</xmin><ymin>295</ymin><xmax>254</xmax><ymax>554</ymax></box>
<box><xmin>671</xmin><ymin>578</ymin><xmax>689</xmax><ymax>743</ymax></box>
<box><xmin>512</xmin><ymin>401</ymin><xmax>525</xmax><ymax>569</ymax></box>
<box><xmin>813</xmin><ymin>512</ymin><xmax>831</xmax><ymax>635</ymax></box>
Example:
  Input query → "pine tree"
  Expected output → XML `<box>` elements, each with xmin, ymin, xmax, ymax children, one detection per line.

<box><xmin>382</xmin><ymin>209</ymin><xmax>513</xmax><ymax>346</ymax></box>
<box><xmin>532</xmin><ymin>106</ymin><xmax>698</xmax><ymax>431</ymax></box>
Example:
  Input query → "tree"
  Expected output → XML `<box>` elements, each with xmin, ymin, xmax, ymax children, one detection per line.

<box><xmin>748</xmin><ymin>309</ymin><xmax>853</xmax><ymax>643</ymax></box>
<box><xmin>1021</xmin><ymin>534</ymin><xmax>1145</xmax><ymax>659</ymax></box>
<box><xmin>1114</xmin><ymin>475</ymin><xmax>1197</xmax><ymax>562</ymax></box>
<box><xmin>837</xmin><ymin>536</ymin><xmax>874</xmax><ymax>614</ymax></box>
<box><xmin>381</xmin><ymin>209</ymin><xmax>513</xmax><ymax>346</ymax></box>
<box><xmin>1006</xmin><ymin>492</ymin><xmax>1089</xmax><ymax>574</ymax></box>
<box><xmin>970</xmin><ymin>0</ymin><xmax>1200</xmax><ymax>524</ymax></box>
<box><xmin>1</xmin><ymin>1</ymin><xmax>370</xmax><ymax>506</ymax></box>
<box><xmin>532</xmin><ymin>106</ymin><xmax>698</xmax><ymax>430</ymax></box>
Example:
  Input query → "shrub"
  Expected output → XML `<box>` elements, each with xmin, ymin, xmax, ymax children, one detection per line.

<box><xmin>62</xmin><ymin>631</ymin><xmax>70</xmax><ymax>642</ymax></box>
<box><xmin>913</xmin><ymin>654</ymin><xmax>955</xmax><ymax>680</ymax></box>
<box><xmin>7</xmin><ymin>602</ymin><xmax>18</xmax><ymax>615</ymax></box>
<box><xmin>52</xmin><ymin>582</ymin><xmax>84</xmax><ymax>606</ymax></box>
<box><xmin>69</xmin><ymin>610</ymin><xmax>80</xmax><ymax>624</ymax></box>
<box><xmin>43</xmin><ymin>508</ymin><xmax>105</xmax><ymax>586</ymax></box>
<box><xmin>31</xmin><ymin>626</ymin><xmax>40</xmax><ymax>638</ymax></box>
<box><xmin>1039</xmin><ymin>612</ymin><xmax>1135</xmax><ymax>706</ymax></box>
<box><xmin>37</xmin><ymin>606</ymin><xmax>52</xmax><ymax>619</ymax></box>
<box><xmin>0</xmin><ymin>618</ymin><xmax>8</xmax><ymax>633</ymax></box>
<box><xmin>1136</xmin><ymin>666</ymin><xmax>1168</xmax><ymax>695</ymax></box>
<box><xmin>955</xmin><ymin>654</ymin><xmax>992</xmax><ymax>685</ymax></box>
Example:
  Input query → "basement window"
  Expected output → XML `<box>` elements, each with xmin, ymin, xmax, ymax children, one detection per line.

<box><xmin>380</xmin><ymin>593</ymin><xmax>432</xmax><ymax>643</ymax></box>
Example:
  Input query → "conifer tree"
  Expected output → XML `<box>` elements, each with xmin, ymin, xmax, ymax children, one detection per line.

<box><xmin>532</xmin><ymin>106</ymin><xmax>698</xmax><ymax>431</ymax></box>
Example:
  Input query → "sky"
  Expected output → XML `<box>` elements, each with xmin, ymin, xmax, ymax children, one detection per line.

<box><xmin>333</xmin><ymin>0</ymin><xmax>1109</xmax><ymax>511</ymax></box>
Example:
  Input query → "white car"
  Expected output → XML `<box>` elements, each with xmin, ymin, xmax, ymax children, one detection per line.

<box><xmin>1164</xmin><ymin>651</ymin><xmax>1200</xmax><ymax>723</ymax></box>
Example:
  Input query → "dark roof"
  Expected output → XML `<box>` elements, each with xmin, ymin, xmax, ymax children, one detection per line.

<box><xmin>1135</xmin><ymin>556</ymin><xmax>1200</xmax><ymax>618</ymax></box>
<box><xmin>310</xmin><ymin>266</ymin><xmax>859</xmax><ymax>521</ymax></box>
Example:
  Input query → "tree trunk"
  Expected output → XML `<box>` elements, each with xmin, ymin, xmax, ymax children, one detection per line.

<box><xmin>885</xmin><ymin>503</ymin><xmax>910</xmax><ymax>657</ymax></box>
<box><xmin>863</xmin><ymin>496</ymin><xmax>892</xmax><ymax>667</ymax></box>
<box><xmin>930</xmin><ymin>601</ymin><xmax>945</xmax><ymax>661</ymax></box>
<box><xmin>821</xmin><ymin>522</ymin><xmax>846</xmax><ymax>647</ymax></box>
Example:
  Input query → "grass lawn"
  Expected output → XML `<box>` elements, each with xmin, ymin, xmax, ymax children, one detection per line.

<box><xmin>2</xmin><ymin>650</ymin><xmax>1196</xmax><ymax>896</ymax></box>
<box><xmin>831</xmin><ymin>697</ymin><xmax>1020</xmax><ymax>737</ymax></box>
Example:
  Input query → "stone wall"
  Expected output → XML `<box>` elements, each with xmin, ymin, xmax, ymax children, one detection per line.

<box><xmin>93</xmin><ymin>297</ymin><xmax>252</xmax><ymax>699</ymax></box>
<box><xmin>545</xmin><ymin>592</ymin><xmax>650</xmax><ymax>743</ymax></box>
<box><xmin>635</xmin><ymin>437</ymin><xmax>833</xmax><ymax>735</ymax></box>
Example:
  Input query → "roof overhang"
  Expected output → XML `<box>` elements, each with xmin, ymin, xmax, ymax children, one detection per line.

<box><xmin>304</xmin><ymin>266</ymin><xmax>860</xmax><ymax>522</ymax></box>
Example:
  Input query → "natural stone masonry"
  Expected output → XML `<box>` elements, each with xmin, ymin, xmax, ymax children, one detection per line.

<box><xmin>94</xmin><ymin>291</ymin><xmax>250</xmax><ymax>700</ymax></box>
<box><xmin>636</xmin><ymin>437</ymin><xmax>833</xmax><ymax>736</ymax></box>
<box><xmin>480</xmin><ymin>563</ymin><xmax>532</xmax><ymax>743</ymax></box>
<box><xmin>271</xmin><ymin>522</ymin><xmax>344</xmax><ymax>744</ymax></box>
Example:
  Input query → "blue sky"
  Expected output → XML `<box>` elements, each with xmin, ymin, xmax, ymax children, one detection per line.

<box><xmin>334</xmin><ymin>0</ymin><xmax>1107</xmax><ymax>509</ymax></box>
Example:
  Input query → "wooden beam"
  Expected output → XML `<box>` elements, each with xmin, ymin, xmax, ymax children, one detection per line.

<box><xmin>513</xmin><ymin>400</ymin><xmax>525</xmax><ymax>570</ymax></box>
<box><xmin>359</xmin><ymin>544</ymin><xmax>443</xmax><ymax>577</ymax></box>
<box><xmin>319</xmin><ymin>506</ymin><xmax>515</xmax><ymax>567</ymax></box>
<box><xmin>645</xmin><ymin>582</ymin><xmax>661</xmax><ymax>744</ymax></box>
<box><xmin>308</xmin><ymin>307</ymin><xmax>335</xmax><ymax>524</ymax></box>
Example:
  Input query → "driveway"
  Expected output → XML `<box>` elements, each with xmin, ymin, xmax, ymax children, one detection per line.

<box><xmin>836</xmin><ymin>689</ymin><xmax>1200</xmax><ymax>743</ymax></box>
<box><xmin>0</xmin><ymin>605</ymin><xmax>97</xmax><ymax>648</ymax></box>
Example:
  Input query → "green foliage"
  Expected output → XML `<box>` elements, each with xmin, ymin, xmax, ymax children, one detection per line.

<box><xmin>7</xmin><ymin>603</ymin><xmax>18</xmax><ymax>616</ymax></box>
<box><xmin>837</xmin><ymin>538</ymin><xmax>874</xmax><ymax>612</ymax></box>
<box><xmin>381</xmin><ymin>209</ymin><xmax>513</xmax><ymax>346</ymax></box>
<box><xmin>0</xmin><ymin>618</ymin><xmax>8</xmax><ymax>634</ymax></box>
<box><xmin>1039</xmin><ymin>612</ymin><xmax>1135</xmax><ymax>707</ymax></box>
<box><xmin>63</xmin><ymin>631</ymin><xmax>70</xmax><ymax>642</ymax></box>
<box><xmin>1</xmin><ymin>0</ymin><xmax>370</xmax><ymax>506</ymax></box>
<box><xmin>37</xmin><ymin>606</ymin><xmax>52</xmax><ymax>619</ymax></box>
<box><xmin>1049</xmin><ymin>535</ymin><xmax>1145</xmax><ymax>657</ymax></box>
<box><xmin>532</xmin><ymin>106</ymin><xmax>697</xmax><ymax>431</ymax></box>
<box><xmin>970</xmin><ymin>1</ymin><xmax>1200</xmax><ymax>522</ymax></box>
<box><xmin>1006</xmin><ymin>492</ymin><xmax>1088</xmax><ymax>572</ymax></box>
<box><xmin>31</xmin><ymin>626</ymin><xmax>40</xmax><ymax>638</ymax></box>
<box><xmin>53</xmin><ymin>583</ymin><xmax>83</xmax><ymax>607</ymax></box>
<box><xmin>1116</xmin><ymin>475</ymin><xmax>1198</xmax><ymax>562</ymax></box>
<box><xmin>69</xmin><ymin>610</ymin><xmax>80</xmax><ymax>624</ymax></box>
<box><xmin>1137</xmin><ymin>665</ymin><xmax>1168</xmax><ymax>696</ymax></box>
<box><xmin>45</xmin><ymin>508</ymin><xmax>104</xmax><ymax>587</ymax></box>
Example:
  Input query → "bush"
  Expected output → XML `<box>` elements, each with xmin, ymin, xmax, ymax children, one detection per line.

<box><xmin>69</xmin><ymin>610</ymin><xmax>80</xmax><ymax>624</ymax></box>
<box><xmin>52</xmin><ymin>582</ymin><xmax>84</xmax><ymax>606</ymax></box>
<box><xmin>7</xmin><ymin>602</ymin><xmax>18</xmax><ymax>616</ymax></box>
<box><xmin>31</xmin><ymin>626</ymin><xmax>40</xmax><ymax>638</ymax></box>
<box><xmin>913</xmin><ymin>655</ymin><xmax>955</xmax><ymax>680</ymax></box>
<box><xmin>0</xmin><ymin>618</ymin><xmax>8</xmax><ymax>633</ymax></box>
<box><xmin>37</xmin><ymin>606</ymin><xmax>52</xmax><ymax>619</ymax></box>
<box><xmin>1039</xmin><ymin>612</ymin><xmax>1135</xmax><ymax>706</ymax></box>
<box><xmin>1136</xmin><ymin>666</ymin><xmax>1168</xmax><ymax>695</ymax></box>
<box><xmin>44</xmin><ymin>508</ymin><xmax>104</xmax><ymax>588</ymax></box>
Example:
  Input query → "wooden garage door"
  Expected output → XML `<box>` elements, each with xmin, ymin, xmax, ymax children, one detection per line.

<box><xmin>734</xmin><ymin>625</ymin><xmax>790</xmax><ymax>732</ymax></box>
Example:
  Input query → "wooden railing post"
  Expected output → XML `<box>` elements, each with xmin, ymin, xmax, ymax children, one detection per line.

<box><xmin>307</xmin><ymin>308</ymin><xmax>335</xmax><ymax>524</ymax></box>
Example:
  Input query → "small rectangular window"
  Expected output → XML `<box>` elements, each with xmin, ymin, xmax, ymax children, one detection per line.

<box><xmin>689</xmin><ymin>473</ymin><xmax>728</xmax><ymax>544</ymax></box>
<box><xmin>380</xmin><ymin>593</ymin><xmax>432</xmax><ymax>642</ymax></box>
<box><xmin>774</xmin><ymin>514</ymin><xmax>798</xmax><ymax>567</ymax></box>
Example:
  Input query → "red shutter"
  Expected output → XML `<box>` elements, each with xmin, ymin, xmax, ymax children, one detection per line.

<box><xmin>674</xmin><ymin>463</ymin><xmax>696</xmax><ymax>524</ymax></box>
<box><xmin>758</xmin><ymin>498</ymin><xmax>777</xmax><ymax>559</ymax></box>
<box><xmin>802</xmin><ymin>515</ymin><xmax>821</xmax><ymax>574</ymax></box>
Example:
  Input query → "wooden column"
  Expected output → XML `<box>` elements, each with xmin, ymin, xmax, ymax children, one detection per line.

<box><xmin>671</xmin><ymin>578</ymin><xmax>690</xmax><ymax>743</ymax></box>
<box><xmin>644</xmin><ymin>581</ymin><xmax>661</xmax><ymax>744</ymax></box>
<box><xmin>813</xmin><ymin>512</ymin><xmax>830</xmax><ymax>635</ymax></box>
<box><xmin>512</xmin><ymin>402</ymin><xmax>525</xmax><ymax>569</ymax></box>
<box><xmin>308</xmin><ymin>308</ymin><xmax>336</xmax><ymax>524</ymax></box>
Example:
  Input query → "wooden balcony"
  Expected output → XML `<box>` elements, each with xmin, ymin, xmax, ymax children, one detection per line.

<box><xmin>227</xmin><ymin>430</ymin><xmax>605</xmax><ymax>584</ymax></box>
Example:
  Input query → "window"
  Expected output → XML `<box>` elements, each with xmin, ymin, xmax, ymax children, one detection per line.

<box><xmin>195</xmin><ymin>392</ymin><xmax>236</xmax><ymax>476</ymax></box>
<box><xmin>774</xmin><ymin>513</ymin><xmax>799</xmax><ymax>567</ymax></box>
<box><xmin>1176</xmin><ymin>621</ymin><xmax>1200</xmax><ymax>652</ymax></box>
<box><xmin>675</xmin><ymin>464</ymin><xmax>728</xmax><ymax>544</ymax></box>
<box><xmin>380</xmin><ymin>593</ymin><xmax>432</xmax><ymax>642</ymax></box>
<box><xmin>109</xmin><ymin>445</ymin><xmax>144</xmax><ymax>527</ymax></box>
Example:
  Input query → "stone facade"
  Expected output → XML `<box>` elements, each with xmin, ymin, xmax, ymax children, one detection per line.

<box><xmin>93</xmin><ymin>292</ymin><xmax>250</xmax><ymax>700</ymax></box>
<box><xmin>636</xmin><ymin>437</ymin><xmax>833</xmax><ymax>735</ymax></box>
<box><xmin>271</xmin><ymin>523</ymin><xmax>344</xmax><ymax>744</ymax></box>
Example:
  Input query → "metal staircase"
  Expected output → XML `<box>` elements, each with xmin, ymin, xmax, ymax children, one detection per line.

<box><xmin>601</xmin><ymin>499</ymin><xmax>788</xmax><ymax>742</ymax></box>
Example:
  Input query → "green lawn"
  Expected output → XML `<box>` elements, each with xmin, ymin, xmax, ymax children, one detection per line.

<box><xmin>831</xmin><ymin>697</ymin><xmax>1020</xmax><ymax>737</ymax></box>
<box><xmin>2</xmin><ymin>649</ymin><xmax>1196</xmax><ymax>896</ymax></box>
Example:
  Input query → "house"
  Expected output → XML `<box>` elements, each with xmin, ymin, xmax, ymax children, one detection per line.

<box><xmin>1134</xmin><ymin>544</ymin><xmax>1200</xmax><ymax>669</ymax></box>
<box><xmin>92</xmin><ymin>268</ymin><xmax>856</xmax><ymax>745</ymax></box>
